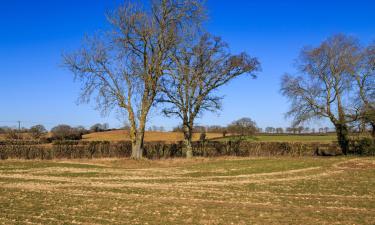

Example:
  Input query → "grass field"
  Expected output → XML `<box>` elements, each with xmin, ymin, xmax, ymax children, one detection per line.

<box><xmin>221</xmin><ymin>134</ymin><xmax>338</xmax><ymax>143</ymax></box>
<box><xmin>1</xmin><ymin>157</ymin><xmax>374</xmax><ymax>224</ymax></box>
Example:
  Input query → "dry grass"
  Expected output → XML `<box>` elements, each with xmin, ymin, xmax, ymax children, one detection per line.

<box><xmin>1</xmin><ymin>157</ymin><xmax>374</xmax><ymax>224</ymax></box>
<box><xmin>83</xmin><ymin>130</ymin><xmax>223</xmax><ymax>142</ymax></box>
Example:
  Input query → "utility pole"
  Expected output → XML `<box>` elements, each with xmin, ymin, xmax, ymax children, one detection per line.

<box><xmin>17</xmin><ymin>121</ymin><xmax>21</xmax><ymax>140</ymax></box>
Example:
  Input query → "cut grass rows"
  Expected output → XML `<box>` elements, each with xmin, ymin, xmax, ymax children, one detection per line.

<box><xmin>1</xmin><ymin>157</ymin><xmax>375</xmax><ymax>224</ymax></box>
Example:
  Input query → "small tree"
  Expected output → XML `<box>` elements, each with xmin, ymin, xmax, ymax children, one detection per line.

<box><xmin>90</xmin><ymin>123</ymin><xmax>107</xmax><ymax>133</ymax></box>
<box><xmin>29</xmin><ymin>125</ymin><xmax>47</xmax><ymax>140</ymax></box>
<box><xmin>227</xmin><ymin>118</ymin><xmax>258</xmax><ymax>137</ymax></box>
<box><xmin>276</xmin><ymin>127</ymin><xmax>284</xmax><ymax>134</ymax></box>
<box><xmin>51</xmin><ymin>125</ymin><xmax>82</xmax><ymax>141</ymax></box>
<box><xmin>265</xmin><ymin>127</ymin><xmax>275</xmax><ymax>133</ymax></box>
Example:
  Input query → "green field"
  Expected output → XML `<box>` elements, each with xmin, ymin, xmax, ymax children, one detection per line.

<box><xmin>220</xmin><ymin>134</ymin><xmax>337</xmax><ymax>143</ymax></box>
<box><xmin>1</xmin><ymin>157</ymin><xmax>375</xmax><ymax>224</ymax></box>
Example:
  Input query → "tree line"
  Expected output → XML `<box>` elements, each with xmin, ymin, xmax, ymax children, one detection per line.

<box><xmin>0</xmin><ymin>123</ymin><xmax>112</xmax><ymax>141</ymax></box>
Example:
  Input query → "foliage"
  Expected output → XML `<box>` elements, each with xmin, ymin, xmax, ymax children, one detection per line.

<box><xmin>350</xmin><ymin>137</ymin><xmax>375</xmax><ymax>156</ymax></box>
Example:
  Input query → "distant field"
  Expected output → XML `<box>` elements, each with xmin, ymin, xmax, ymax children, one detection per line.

<box><xmin>0</xmin><ymin>157</ymin><xmax>374</xmax><ymax>224</ymax></box>
<box><xmin>220</xmin><ymin>134</ymin><xmax>337</xmax><ymax>143</ymax></box>
<box><xmin>83</xmin><ymin>130</ymin><xmax>223</xmax><ymax>142</ymax></box>
<box><xmin>83</xmin><ymin>130</ymin><xmax>337</xmax><ymax>143</ymax></box>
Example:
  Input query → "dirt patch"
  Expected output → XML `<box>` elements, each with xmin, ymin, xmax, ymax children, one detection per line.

<box><xmin>336</xmin><ymin>159</ymin><xmax>375</xmax><ymax>170</ymax></box>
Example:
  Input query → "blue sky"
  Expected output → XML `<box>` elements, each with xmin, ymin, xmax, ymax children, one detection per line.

<box><xmin>0</xmin><ymin>0</ymin><xmax>374</xmax><ymax>130</ymax></box>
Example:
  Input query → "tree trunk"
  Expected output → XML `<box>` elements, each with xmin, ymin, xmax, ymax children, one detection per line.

<box><xmin>335</xmin><ymin>123</ymin><xmax>350</xmax><ymax>155</ymax></box>
<box><xmin>183</xmin><ymin>123</ymin><xmax>193</xmax><ymax>159</ymax></box>
<box><xmin>130</xmin><ymin>114</ymin><xmax>146</xmax><ymax>159</ymax></box>
<box><xmin>371</xmin><ymin>122</ymin><xmax>375</xmax><ymax>139</ymax></box>
<box><xmin>131</xmin><ymin>134</ymin><xmax>144</xmax><ymax>159</ymax></box>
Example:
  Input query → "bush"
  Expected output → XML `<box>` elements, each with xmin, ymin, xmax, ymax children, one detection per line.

<box><xmin>51</xmin><ymin>125</ymin><xmax>82</xmax><ymax>141</ymax></box>
<box><xmin>29</xmin><ymin>125</ymin><xmax>47</xmax><ymax>139</ymax></box>
<box><xmin>4</xmin><ymin>129</ymin><xmax>22</xmax><ymax>140</ymax></box>
<box><xmin>350</xmin><ymin>138</ymin><xmax>375</xmax><ymax>156</ymax></box>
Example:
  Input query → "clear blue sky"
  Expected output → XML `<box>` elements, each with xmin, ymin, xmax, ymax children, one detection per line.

<box><xmin>1</xmin><ymin>0</ymin><xmax>374</xmax><ymax>130</ymax></box>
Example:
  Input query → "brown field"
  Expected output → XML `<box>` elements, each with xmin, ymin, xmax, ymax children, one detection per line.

<box><xmin>83</xmin><ymin>130</ymin><xmax>223</xmax><ymax>142</ymax></box>
<box><xmin>0</xmin><ymin>157</ymin><xmax>374</xmax><ymax>224</ymax></box>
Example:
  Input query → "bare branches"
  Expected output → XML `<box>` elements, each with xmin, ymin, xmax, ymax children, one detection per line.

<box><xmin>281</xmin><ymin>35</ymin><xmax>364</xmax><ymax>126</ymax></box>
<box><xmin>281</xmin><ymin>34</ymin><xmax>375</xmax><ymax>153</ymax></box>
<box><xmin>159</xmin><ymin>33</ymin><xmax>260</xmax><ymax>157</ymax></box>
<box><xmin>63</xmin><ymin>0</ymin><xmax>206</xmax><ymax>158</ymax></box>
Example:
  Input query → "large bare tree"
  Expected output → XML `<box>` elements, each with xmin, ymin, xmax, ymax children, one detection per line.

<box><xmin>160</xmin><ymin>34</ymin><xmax>260</xmax><ymax>158</ymax></box>
<box><xmin>352</xmin><ymin>43</ymin><xmax>375</xmax><ymax>137</ymax></box>
<box><xmin>281</xmin><ymin>35</ymin><xmax>363</xmax><ymax>154</ymax></box>
<box><xmin>63</xmin><ymin>0</ymin><xmax>204</xmax><ymax>159</ymax></box>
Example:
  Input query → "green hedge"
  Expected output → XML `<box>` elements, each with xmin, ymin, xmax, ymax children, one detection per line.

<box><xmin>349</xmin><ymin>138</ymin><xmax>375</xmax><ymax>156</ymax></box>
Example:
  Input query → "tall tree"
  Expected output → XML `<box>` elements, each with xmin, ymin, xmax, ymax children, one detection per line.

<box><xmin>160</xmin><ymin>34</ymin><xmax>260</xmax><ymax>158</ymax></box>
<box><xmin>63</xmin><ymin>0</ymin><xmax>204</xmax><ymax>159</ymax></box>
<box><xmin>281</xmin><ymin>35</ymin><xmax>361</xmax><ymax>154</ymax></box>
<box><xmin>352</xmin><ymin>42</ymin><xmax>375</xmax><ymax>137</ymax></box>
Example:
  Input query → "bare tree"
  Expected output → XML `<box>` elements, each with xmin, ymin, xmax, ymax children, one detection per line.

<box><xmin>265</xmin><ymin>127</ymin><xmax>275</xmax><ymax>133</ymax></box>
<box><xmin>351</xmin><ymin>42</ymin><xmax>375</xmax><ymax>137</ymax></box>
<box><xmin>29</xmin><ymin>125</ymin><xmax>47</xmax><ymax>140</ymax></box>
<box><xmin>227</xmin><ymin>118</ymin><xmax>258</xmax><ymax>137</ymax></box>
<box><xmin>63</xmin><ymin>0</ymin><xmax>204</xmax><ymax>159</ymax></box>
<box><xmin>276</xmin><ymin>127</ymin><xmax>284</xmax><ymax>134</ymax></box>
<box><xmin>51</xmin><ymin>125</ymin><xmax>82</xmax><ymax>141</ymax></box>
<box><xmin>160</xmin><ymin>34</ymin><xmax>260</xmax><ymax>158</ymax></box>
<box><xmin>281</xmin><ymin>35</ymin><xmax>362</xmax><ymax>154</ymax></box>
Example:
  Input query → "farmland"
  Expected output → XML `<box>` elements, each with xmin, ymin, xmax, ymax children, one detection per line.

<box><xmin>0</xmin><ymin>157</ymin><xmax>374</xmax><ymax>224</ymax></box>
<box><xmin>82</xmin><ymin>130</ymin><xmax>224</xmax><ymax>142</ymax></box>
<box><xmin>222</xmin><ymin>134</ymin><xmax>337</xmax><ymax>143</ymax></box>
<box><xmin>82</xmin><ymin>130</ymin><xmax>337</xmax><ymax>143</ymax></box>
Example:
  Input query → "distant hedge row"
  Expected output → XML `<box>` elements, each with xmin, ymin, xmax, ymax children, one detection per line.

<box><xmin>0</xmin><ymin>140</ymin><xmax>344</xmax><ymax>160</ymax></box>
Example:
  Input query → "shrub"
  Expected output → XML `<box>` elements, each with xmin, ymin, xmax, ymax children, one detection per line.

<box><xmin>350</xmin><ymin>138</ymin><xmax>375</xmax><ymax>156</ymax></box>
<box><xmin>29</xmin><ymin>125</ymin><xmax>47</xmax><ymax>139</ymax></box>
<box><xmin>4</xmin><ymin>129</ymin><xmax>22</xmax><ymax>140</ymax></box>
<box><xmin>51</xmin><ymin>125</ymin><xmax>82</xmax><ymax>141</ymax></box>
<box><xmin>90</xmin><ymin>123</ymin><xmax>109</xmax><ymax>133</ymax></box>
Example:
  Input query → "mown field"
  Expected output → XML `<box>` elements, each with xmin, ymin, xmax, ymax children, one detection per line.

<box><xmin>1</xmin><ymin>157</ymin><xmax>374</xmax><ymax>224</ymax></box>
